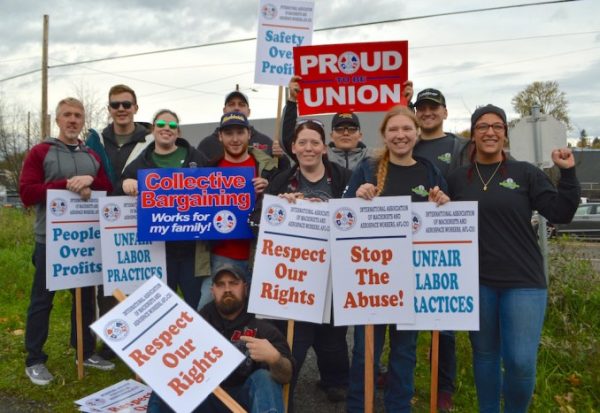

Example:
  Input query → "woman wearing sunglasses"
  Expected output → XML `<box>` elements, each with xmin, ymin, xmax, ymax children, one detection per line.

<box><xmin>251</xmin><ymin>119</ymin><xmax>353</xmax><ymax>408</ymax></box>
<box><xmin>119</xmin><ymin>109</ymin><xmax>209</xmax><ymax>309</ymax></box>
<box><xmin>447</xmin><ymin>105</ymin><xmax>580</xmax><ymax>413</ymax></box>
<box><xmin>344</xmin><ymin>105</ymin><xmax>449</xmax><ymax>413</ymax></box>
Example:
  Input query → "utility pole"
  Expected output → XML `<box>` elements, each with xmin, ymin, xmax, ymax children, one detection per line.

<box><xmin>41</xmin><ymin>15</ymin><xmax>49</xmax><ymax>139</ymax></box>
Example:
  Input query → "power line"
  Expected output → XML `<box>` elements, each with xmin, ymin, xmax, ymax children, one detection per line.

<box><xmin>0</xmin><ymin>0</ymin><xmax>586</xmax><ymax>84</ymax></box>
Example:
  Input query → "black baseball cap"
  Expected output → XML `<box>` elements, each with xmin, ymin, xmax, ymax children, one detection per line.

<box><xmin>415</xmin><ymin>88</ymin><xmax>446</xmax><ymax>107</ymax></box>
<box><xmin>331</xmin><ymin>112</ymin><xmax>360</xmax><ymax>129</ymax></box>
<box><xmin>224</xmin><ymin>91</ymin><xmax>249</xmax><ymax>106</ymax></box>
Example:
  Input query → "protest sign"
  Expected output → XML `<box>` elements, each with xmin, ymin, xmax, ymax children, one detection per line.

<box><xmin>397</xmin><ymin>202</ymin><xmax>479</xmax><ymax>331</ymax></box>
<box><xmin>75</xmin><ymin>379</ymin><xmax>151</xmax><ymax>412</ymax></box>
<box><xmin>136</xmin><ymin>167</ymin><xmax>255</xmax><ymax>242</ymax></box>
<box><xmin>249</xmin><ymin>195</ymin><xmax>330</xmax><ymax>323</ymax></box>
<box><xmin>254</xmin><ymin>0</ymin><xmax>315</xmax><ymax>86</ymax></box>
<box><xmin>91</xmin><ymin>278</ymin><xmax>245</xmax><ymax>413</ymax></box>
<box><xmin>329</xmin><ymin>196</ymin><xmax>415</xmax><ymax>326</ymax></box>
<box><xmin>45</xmin><ymin>190</ymin><xmax>105</xmax><ymax>291</ymax></box>
<box><xmin>99</xmin><ymin>196</ymin><xmax>167</xmax><ymax>296</ymax></box>
<box><xmin>293</xmin><ymin>41</ymin><xmax>409</xmax><ymax>115</ymax></box>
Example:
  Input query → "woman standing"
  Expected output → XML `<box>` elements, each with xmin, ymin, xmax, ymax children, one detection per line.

<box><xmin>120</xmin><ymin>109</ymin><xmax>208</xmax><ymax>308</ymax></box>
<box><xmin>255</xmin><ymin>119</ymin><xmax>353</xmax><ymax>408</ymax></box>
<box><xmin>447</xmin><ymin>104</ymin><xmax>580</xmax><ymax>412</ymax></box>
<box><xmin>344</xmin><ymin>105</ymin><xmax>449</xmax><ymax>412</ymax></box>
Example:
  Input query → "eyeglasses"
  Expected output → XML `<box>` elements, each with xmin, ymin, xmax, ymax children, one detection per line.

<box><xmin>108</xmin><ymin>100</ymin><xmax>133</xmax><ymax>110</ymax></box>
<box><xmin>474</xmin><ymin>123</ymin><xmax>505</xmax><ymax>133</ymax></box>
<box><xmin>333</xmin><ymin>126</ymin><xmax>360</xmax><ymax>134</ymax></box>
<box><xmin>155</xmin><ymin>120</ymin><xmax>178</xmax><ymax>129</ymax></box>
<box><xmin>296</xmin><ymin>118</ymin><xmax>325</xmax><ymax>129</ymax></box>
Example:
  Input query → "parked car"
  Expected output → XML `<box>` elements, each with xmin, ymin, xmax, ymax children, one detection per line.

<box><xmin>554</xmin><ymin>202</ymin><xmax>600</xmax><ymax>240</ymax></box>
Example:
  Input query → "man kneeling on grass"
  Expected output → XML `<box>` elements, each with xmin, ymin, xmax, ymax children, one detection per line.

<box><xmin>147</xmin><ymin>264</ymin><xmax>294</xmax><ymax>412</ymax></box>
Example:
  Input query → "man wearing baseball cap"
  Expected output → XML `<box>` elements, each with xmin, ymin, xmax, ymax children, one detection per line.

<box><xmin>194</xmin><ymin>111</ymin><xmax>279</xmax><ymax>311</ymax></box>
<box><xmin>413</xmin><ymin>87</ymin><xmax>469</xmax><ymax>411</ymax></box>
<box><xmin>146</xmin><ymin>264</ymin><xmax>293</xmax><ymax>412</ymax></box>
<box><xmin>197</xmin><ymin>90</ymin><xmax>289</xmax><ymax>170</ymax></box>
<box><xmin>280</xmin><ymin>76</ymin><xmax>371</xmax><ymax>171</ymax></box>
<box><xmin>413</xmin><ymin>88</ymin><xmax>470</xmax><ymax>177</ymax></box>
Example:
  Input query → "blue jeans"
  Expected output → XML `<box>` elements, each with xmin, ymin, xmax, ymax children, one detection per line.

<box><xmin>347</xmin><ymin>325</ymin><xmax>417</xmax><ymax>413</ymax></box>
<box><xmin>25</xmin><ymin>242</ymin><xmax>96</xmax><ymax>366</ymax></box>
<box><xmin>470</xmin><ymin>285</ymin><xmax>547</xmax><ymax>413</ymax></box>
<box><xmin>146</xmin><ymin>369</ymin><xmax>284</xmax><ymax>413</ymax></box>
<box><xmin>165</xmin><ymin>241</ymin><xmax>203</xmax><ymax>309</ymax></box>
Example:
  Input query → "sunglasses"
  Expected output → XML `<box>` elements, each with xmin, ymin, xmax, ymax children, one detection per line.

<box><xmin>155</xmin><ymin>119</ymin><xmax>178</xmax><ymax>129</ymax></box>
<box><xmin>333</xmin><ymin>126</ymin><xmax>360</xmax><ymax>134</ymax></box>
<box><xmin>108</xmin><ymin>100</ymin><xmax>133</xmax><ymax>110</ymax></box>
<box><xmin>296</xmin><ymin>118</ymin><xmax>325</xmax><ymax>129</ymax></box>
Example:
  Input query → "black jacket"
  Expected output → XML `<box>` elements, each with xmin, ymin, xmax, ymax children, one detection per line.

<box><xmin>199</xmin><ymin>301</ymin><xmax>294</xmax><ymax>387</ymax></box>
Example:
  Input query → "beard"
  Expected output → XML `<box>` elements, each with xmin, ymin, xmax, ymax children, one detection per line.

<box><xmin>215</xmin><ymin>292</ymin><xmax>245</xmax><ymax>316</ymax></box>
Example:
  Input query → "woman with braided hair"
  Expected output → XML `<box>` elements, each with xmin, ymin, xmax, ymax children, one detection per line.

<box><xmin>344</xmin><ymin>105</ymin><xmax>449</xmax><ymax>412</ymax></box>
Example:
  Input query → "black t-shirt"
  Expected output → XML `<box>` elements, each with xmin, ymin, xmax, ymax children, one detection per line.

<box><xmin>413</xmin><ymin>135</ymin><xmax>456</xmax><ymax>178</ymax></box>
<box><xmin>448</xmin><ymin>160</ymin><xmax>580</xmax><ymax>288</ymax></box>
<box><xmin>298</xmin><ymin>173</ymin><xmax>334</xmax><ymax>201</ymax></box>
<box><xmin>380</xmin><ymin>161</ymin><xmax>430</xmax><ymax>202</ymax></box>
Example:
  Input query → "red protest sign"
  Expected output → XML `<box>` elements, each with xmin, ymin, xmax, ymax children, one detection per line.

<box><xmin>293</xmin><ymin>41</ymin><xmax>408</xmax><ymax>115</ymax></box>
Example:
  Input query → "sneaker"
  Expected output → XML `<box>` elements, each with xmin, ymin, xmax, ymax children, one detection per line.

<box><xmin>437</xmin><ymin>391</ymin><xmax>454</xmax><ymax>412</ymax></box>
<box><xmin>77</xmin><ymin>354</ymin><xmax>115</xmax><ymax>371</ymax></box>
<box><xmin>25</xmin><ymin>364</ymin><xmax>54</xmax><ymax>385</ymax></box>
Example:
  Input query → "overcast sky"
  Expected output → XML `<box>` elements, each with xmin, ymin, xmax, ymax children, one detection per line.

<box><xmin>1</xmin><ymin>0</ymin><xmax>598</xmax><ymax>138</ymax></box>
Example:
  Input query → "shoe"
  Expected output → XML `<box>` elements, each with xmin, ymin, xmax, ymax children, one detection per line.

<box><xmin>25</xmin><ymin>364</ymin><xmax>54</xmax><ymax>385</ymax></box>
<box><xmin>77</xmin><ymin>354</ymin><xmax>115</xmax><ymax>371</ymax></box>
<box><xmin>325</xmin><ymin>386</ymin><xmax>347</xmax><ymax>403</ymax></box>
<box><xmin>98</xmin><ymin>345</ymin><xmax>117</xmax><ymax>361</ymax></box>
<box><xmin>437</xmin><ymin>391</ymin><xmax>454</xmax><ymax>412</ymax></box>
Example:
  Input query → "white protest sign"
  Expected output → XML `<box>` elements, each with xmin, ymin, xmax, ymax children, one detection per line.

<box><xmin>329</xmin><ymin>196</ymin><xmax>415</xmax><ymax>326</ymax></box>
<box><xmin>99</xmin><ymin>196</ymin><xmax>167</xmax><ymax>296</ymax></box>
<box><xmin>254</xmin><ymin>0</ymin><xmax>315</xmax><ymax>86</ymax></box>
<box><xmin>397</xmin><ymin>202</ymin><xmax>479</xmax><ymax>331</ymax></box>
<box><xmin>91</xmin><ymin>278</ymin><xmax>245</xmax><ymax>413</ymax></box>
<box><xmin>75</xmin><ymin>379</ymin><xmax>151</xmax><ymax>413</ymax></box>
<box><xmin>249</xmin><ymin>195</ymin><xmax>330</xmax><ymax>323</ymax></box>
<box><xmin>46</xmin><ymin>190</ymin><xmax>105</xmax><ymax>291</ymax></box>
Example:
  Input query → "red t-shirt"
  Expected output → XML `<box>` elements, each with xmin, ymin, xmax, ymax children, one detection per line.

<box><xmin>211</xmin><ymin>156</ymin><xmax>256</xmax><ymax>260</ymax></box>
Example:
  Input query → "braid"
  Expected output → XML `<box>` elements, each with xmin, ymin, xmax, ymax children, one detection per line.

<box><xmin>375</xmin><ymin>149</ymin><xmax>390</xmax><ymax>196</ymax></box>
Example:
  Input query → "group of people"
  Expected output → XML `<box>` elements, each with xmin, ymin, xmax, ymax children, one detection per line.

<box><xmin>19</xmin><ymin>77</ymin><xmax>580</xmax><ymax>413</ymax></box>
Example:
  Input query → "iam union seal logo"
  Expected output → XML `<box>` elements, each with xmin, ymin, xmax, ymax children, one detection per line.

<box><xmin>104</xmin><ymin>319</ymin><xmax>129</xmax><ymax>342</ymax></box>
<box><xmin>102</xmin><ymin>203</ymin><xmax>120</xmax><ymax>222</ymax></box>
<box><xmin>265</xmin><ymin>204</ymin><xmax>286</xmax><ymax>226</ymax></box>
<box><xmin>214</xmin><ymin>210</ymin><xmax>236</xmax><ymax>234</ymax></box>
<box><xmin>85</xmin><ymin>397</ymin><xmax>107</xmax><ymax>407</ymax></box>
<box><xmin>333</xmin><ymin>207</ymin><xmax>356</xmax><ymax>231</ymax></box>
<box><xmin>261</xmin><ymin>3</ymin><xmax>277</xmax><ymax>19</ymax></box>
<box><xmin>338</xmin><ymin>52</ymin><xmax>360</xmax><ymax>74</ymax></box>
<box><xmin>412</xmin><ymin>212</ymin><xmax>422</xmax><ymax>234</ymax></box>
<box><xmin>49</xmin><ymin>198</ymin><xmax>68</xmax><ymax>216</ymax></box>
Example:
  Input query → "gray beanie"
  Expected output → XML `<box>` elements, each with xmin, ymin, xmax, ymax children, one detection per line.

<box><xmin>471</xmin><ymin>104</ymin><xmax>507</xmax><ymax>135</ymax></box>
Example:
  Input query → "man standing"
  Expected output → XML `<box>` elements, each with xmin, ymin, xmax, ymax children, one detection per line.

<box><xmin>195</xmin><ymin>111</ymin><xmax>279</xmax><ymax>310</ymax></box>
<box><xmin>413</xmin><ymin>88</ymin><xmax>469</xmax><ymax>176</ymax></box>
<box><xmin>281</xmin><ymin>76</ymin><xmax>371</xmax><ymax>170</ymax></box>
<box><xmin>19</xmin><ymin>97</ymin><xmax>115</xmax><ymax>385</ymax></box>
<box><xmin>147</xmin><ymin>264</ymin><xmax>293</xmax><ymax>412</ymax></box>
<box><xmin>85</xmin><ymin>84</ymin><xmax>152</xmax><ymax>358</ymax></box>
<box><xmin>413</xmin><ymin>88</ymin><xmax>469</xmax><ymax>411</ymax></box>
<box><xmin>197</xmin><ymin>90</ymin><xmax>290</xmax><ymax>169</ymax></box>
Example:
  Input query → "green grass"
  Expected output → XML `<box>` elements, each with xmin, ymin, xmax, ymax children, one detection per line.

<box><xmin>0</xmin><ymin>208</ymin><xmax>598</xmax><ymax>412</ymax></box>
